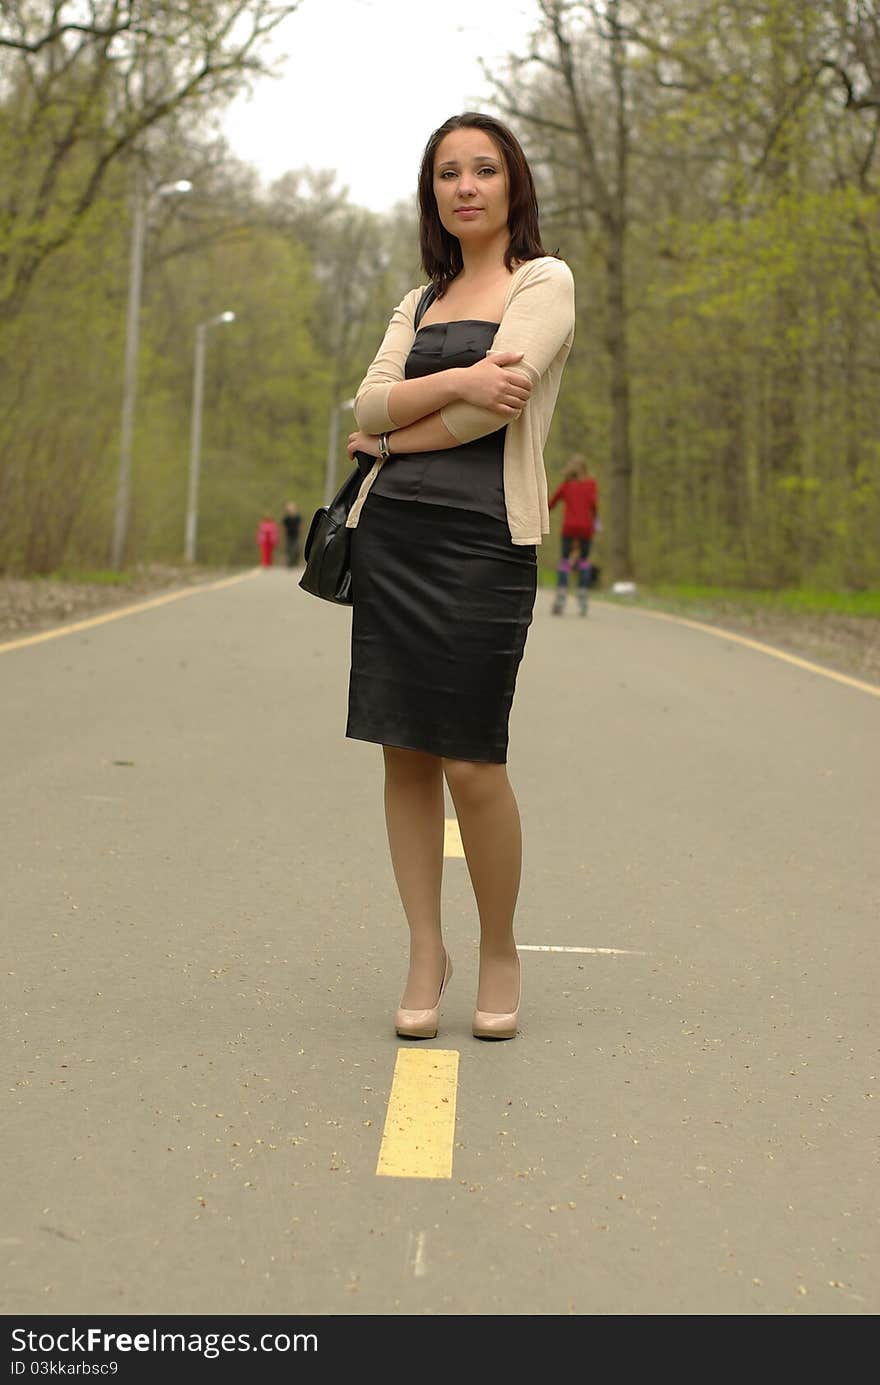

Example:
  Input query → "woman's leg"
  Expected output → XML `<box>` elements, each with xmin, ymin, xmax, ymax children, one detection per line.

<box><xmin>443</xmin><ymin>759</ymin><xmax>522</xmax><ymax>1013</ymax></box>
<box><xmin>382</xmin><ymin>745</ymin><xmax>447</xmax><ymax>1007</ymax></box>
<box><xmin>553</xmin><ymin>536</ymin><xmax>571</xmax><ymax>614</ymax></box>
<box><xmin>576</xmin><ymin>537</ymin><xmax>592</xmax><ymax>614</ymax></box>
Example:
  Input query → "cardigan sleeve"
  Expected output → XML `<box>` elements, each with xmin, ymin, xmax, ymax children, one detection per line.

<box><xmin>353</xmin><ymin>286</ymin><xmax>425</xmax><ymax>435</ymax></box>
<box><xmin>439</xmin><ymin>258</ymin><xmax>575</xmax><ymax>444</ymax></box>
<box><xmin>548</xmin><ymin>482</ymin><xmax>565</xmax><ymax>511</ymax></box>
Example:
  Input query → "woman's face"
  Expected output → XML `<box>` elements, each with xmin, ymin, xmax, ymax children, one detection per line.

<box><xmin>433</xmin><ymin>127</ymin><xmax>510</xmax><ymax>247</ymax></box>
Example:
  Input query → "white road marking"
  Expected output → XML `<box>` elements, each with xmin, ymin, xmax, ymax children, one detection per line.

<box><xmin>409</xmin><ymin>1230</ymin><xmax>428</xmax><ymax>1278</ymax></box>
<box><xmin>518</xmin><ymin>944</ymin><xmax>645</xmax><ymax>955</ymax></box>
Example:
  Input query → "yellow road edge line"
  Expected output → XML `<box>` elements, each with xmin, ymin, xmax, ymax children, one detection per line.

<box><xmin>603</xmin><ymin>601</ymin><xmax>880</xmax><ymax>698</ymax></box>
<box><xmin>443</xmin><ymin>817</ymin><xmax>465</xmax><ymax>858</ymax></box>
<box><xmin>376</xmin><ymin>1049</ymin><xmax>459</xmax><ymax>1180</ymax></box>
<box><xmin>0</xmin><ymin>571</ymin><xmax>260</xmax><ymax>654</ymax></box>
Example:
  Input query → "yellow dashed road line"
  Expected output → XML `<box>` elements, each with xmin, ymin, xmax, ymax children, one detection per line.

<box><xmin>443</xmin><ymin>817</ymin><xmax>465</xmax><ymax>857</ymax></box>
<box><xmin>376</xmin><ymin>1050</ymin><xmax>459</xmax><ymax>1180</ymax></box>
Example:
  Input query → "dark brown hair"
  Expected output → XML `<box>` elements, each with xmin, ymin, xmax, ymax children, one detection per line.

<box><xmin>418</xmin><ymin>112</ymin><xmax>547</xmax><ymax>294</ymax></box>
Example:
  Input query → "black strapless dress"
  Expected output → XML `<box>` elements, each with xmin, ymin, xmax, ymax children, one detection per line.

<box><xmin>346</xmin><ymin>321</ymin><xmax>537</xmax><ymax>764</ymax></box>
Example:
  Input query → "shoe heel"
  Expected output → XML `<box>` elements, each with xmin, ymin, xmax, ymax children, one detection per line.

<box><xmin>472</xmin><ymin>1008</ymin><xmax>518</xmax><ymax>1040</ymax></box>
<box><xmin>395</xmin><ymin>952</ymin><xmax>452</xmax><ymax>1039</ymax></box>
<box><xmin>472</xmin><ymin>957</ymin><xmax>520</xmax><ymax>1040</ymax></box>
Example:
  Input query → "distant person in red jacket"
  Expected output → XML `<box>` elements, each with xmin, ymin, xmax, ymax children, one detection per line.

<box><xmin>548</xmin><ymin>456</ymin><xmax>599</xmax><ymax>616</ymax></box>
<box><xmin>257</xmin><ymin>515</ymin><xmax>279</xmax><ymax>568</ymax></box>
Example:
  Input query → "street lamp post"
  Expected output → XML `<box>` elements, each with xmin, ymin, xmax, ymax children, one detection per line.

<box><xmin>111</xmin><ymin>174</ymin><xmax>192</xmax><ymax>569</ymax></box>
<box><xmin>184</xmin><ymin>311</ymin><xmax>236</xmax><ymax>564</ymax></box>
<box><xmin>324</xmin><ymin>396</ymin><xmax>356</xmax><ymax>505</ymax></box>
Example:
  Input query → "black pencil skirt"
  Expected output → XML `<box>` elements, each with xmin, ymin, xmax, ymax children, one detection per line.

<box><xmin>347</xmin><ymin>494</ymin><xmax>537</xmax><ymax>763</ymax></box>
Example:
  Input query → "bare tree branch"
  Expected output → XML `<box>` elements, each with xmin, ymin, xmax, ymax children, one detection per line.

<box><xmin>537</xmin><ymin>0</ymin><xmax>613</xmax><ymax>228</ymax></box>
<box><xmin>0</xmin><ymin>2</ymin><xmax>305</xmax><ymax>318</ymax></box>
<box><xmin>0</xmin><ymin>19</ymin><xmax>135</xmax><ymax>54</ymax></box>
<box><xmin>820</xmin><ymin>58</ymin><xmax>880</xmax><ymax>109</ymax></box>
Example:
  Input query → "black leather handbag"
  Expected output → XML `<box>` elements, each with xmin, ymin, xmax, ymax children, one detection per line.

<box><xmin>297</xmin><ymin>464</ymin><xmax>362</xmax><ymax>604</ymax></box>
<box><xmin>298</xmin><ymin>284</ymin><xmax>437</xmax><ymax>606</ymax></box>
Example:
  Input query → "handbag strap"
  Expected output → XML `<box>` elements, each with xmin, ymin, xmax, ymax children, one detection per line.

<box><xmin>414</xmin><ymin>283</ymin><xmax>437</xmax><ymax>330</ymax></box>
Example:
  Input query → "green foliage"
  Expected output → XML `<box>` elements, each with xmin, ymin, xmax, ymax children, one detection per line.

<box><xmin>529</xmin><ymin>0</ymin><xmax>880</xmax><ymax>592</ymax></box>
<box><xmin>128</xmin><ymin>227</ymin><xmax>330</xmax><ymax>566</ymax></box>
<box><xmin>0</xmin><ymin>168</ymin><xmax>129</xmax><ymax>572</ymax></box>
<box><xmin>2</xmin><ymin>0</ymin><xmax>879</xmax><ymax>594</ymax></box>
<box><xmin>638</xmin><ymin>585</ymin><xmax>880</xmax><ymax>617</ymax></box>
<box><xmin>0</xmin><ymin>1</ymin><xmax>304</xmax><ymax>317</ymax></box>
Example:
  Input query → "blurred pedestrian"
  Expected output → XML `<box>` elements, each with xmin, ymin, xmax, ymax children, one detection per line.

<box><xmin>342</xmin><ymin>112</ymin><xmax>575</xmax><ymax>1042</ymax></box>
<box><xmin>548</xmin><ymin>456</ymin><xmax>599</xmax><ymax>616</ymax></box>
<box><xmin>281</xmin><ymin>501</ymin><xmax>302</xmax><ymax>568</ymax></box>
<box><xmin>257</xmin><ymin>514</ymin><xmax>279</xmax><ymax>568</ymax></box>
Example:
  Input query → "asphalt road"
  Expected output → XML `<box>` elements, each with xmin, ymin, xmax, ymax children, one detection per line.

<box><xmin>2</xmin><ymin>568</ymin><xmax>877</xmax><ymax>1317</ymax></box>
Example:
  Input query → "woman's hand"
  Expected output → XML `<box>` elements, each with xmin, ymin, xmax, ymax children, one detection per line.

<box><xmin>347</xmin><ymin>430</ymin><xmax>380</xmax><ymax>462</ymax></box>
<box><xmin>458</xmin><ymin>351</ymin><xmax>533</xmax><ymax>415</ymax></box>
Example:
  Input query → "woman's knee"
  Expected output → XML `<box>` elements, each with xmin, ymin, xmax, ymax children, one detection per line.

<box><xmin>443</xmin><ymin>758</ymin><xmax>505</xmax><ymax>803</ymax></box>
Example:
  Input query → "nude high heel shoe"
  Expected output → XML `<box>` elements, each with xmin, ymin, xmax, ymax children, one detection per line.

<box><xmin>395</xmin><ymin>951</ymin><xmax>453</xmax><ymax>1039</ymax></box>
<box><xmin>472</xmin><ymin>955</ymin><xmax>521</xmax><ymax>1040</ymax></box>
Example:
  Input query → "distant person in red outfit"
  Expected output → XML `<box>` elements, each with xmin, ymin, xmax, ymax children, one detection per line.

<box><xmin>548</xmin><ymin>456</ymin><xmax>599</xmax><ymax>616</ymax></box>
<box><xmin>257</xmin><ymin>514</ymin><xmax>279</xmax><ymax>568</ymax></box>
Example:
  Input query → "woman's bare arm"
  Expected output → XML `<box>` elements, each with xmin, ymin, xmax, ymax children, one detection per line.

<box><xmin>354</xmin><ymin>285</ymin><xmax>539</xmax><ymax>433</ymax></box>
<box><xmin>348</xmin><ymin>350</ymin><xmax>539</xmax><ymax>459</ymax></box>
<box><xmin>348</xmin><ymin>412</ymin><xmax>463</xmax><ymax>464</ymax></box>
<box><xmin>385</xmin><ymin>352</ymin><xmax>532</xmax><ymax>428</ymax></box>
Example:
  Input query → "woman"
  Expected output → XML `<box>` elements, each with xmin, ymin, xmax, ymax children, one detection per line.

<box><xmin>256</xmin><ymin>514</ymin><xmax>279</xmax><ymax>568</ymax></box>
<box><xmin>344</xmin><ymin>113</ymin><xmax>575</xmax><ymax>1041</ymax></box>
<box><xmin>549</xmin><ymin>456</ymin><xmax>599</xmax><ymax>616</ymax></box>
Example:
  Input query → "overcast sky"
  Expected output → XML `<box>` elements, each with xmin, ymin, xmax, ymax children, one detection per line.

<box><xmin>222</xmin><ymin>0</ymin><xmax>542</xmax><ymax>212</ymax></box>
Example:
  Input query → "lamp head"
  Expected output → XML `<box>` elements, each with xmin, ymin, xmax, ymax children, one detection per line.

<box><xmin>157</xmin><ymin>179</ymin><xmax>193</xmax><ymax>197</ymax></box>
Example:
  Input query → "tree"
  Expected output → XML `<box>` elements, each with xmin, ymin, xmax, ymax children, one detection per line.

<box><xmin>493</xmin><ymin>0</ymin><xmax>880</xmax><ymax>588</ymax></box>
<box><xmin>269</xmin><ymin>170</ymin><xmax>421</xmax><ymax>500</ymax></box>
<box><xmin>0</xmin><ymin>1</ymin><xmax>303</xmax><ymax>319</ymax></box>
<box><xmin>619</xmin><ymin>0</ymin><xmax>880</xmax><ymax>582</ymax></box>
<box><xmin>491</xmin><ymin>0</ymin><xmax>637</xmax><ymax>580</ymax></box>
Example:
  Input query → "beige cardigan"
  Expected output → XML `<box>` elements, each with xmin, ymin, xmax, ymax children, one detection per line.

<box><xmin>346</xmin><ymin>256</ymin><xmax>575</xmax><ymax>545</ymax></box>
